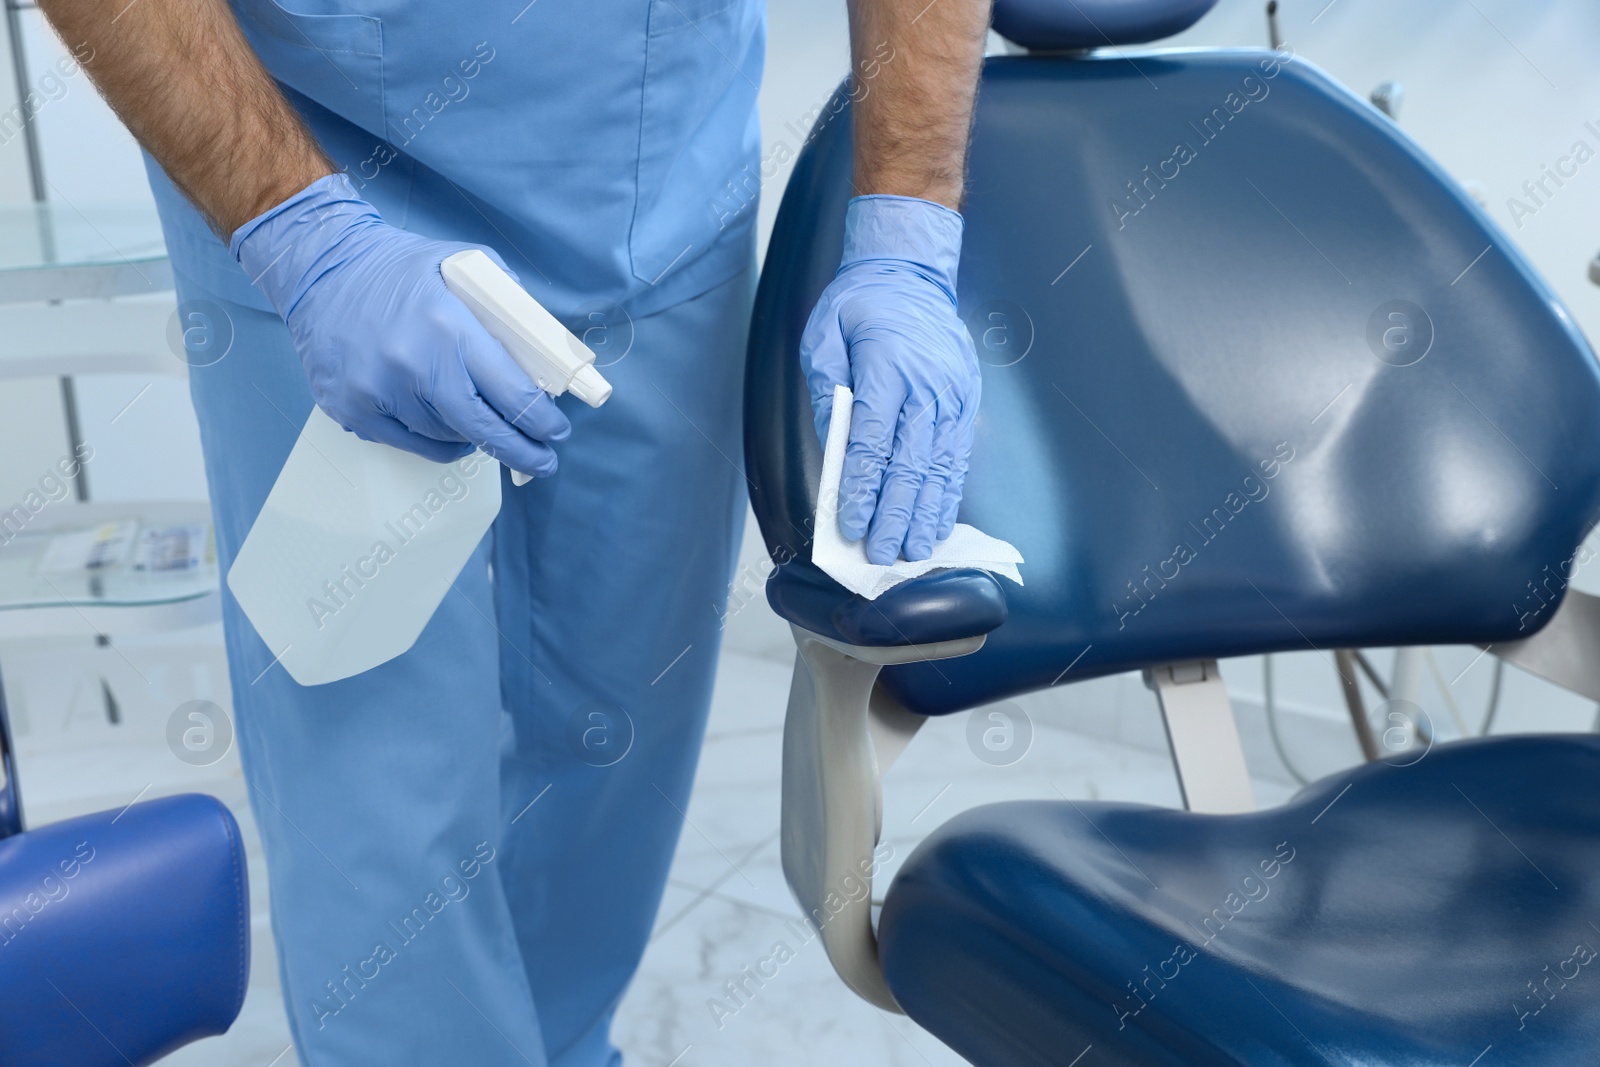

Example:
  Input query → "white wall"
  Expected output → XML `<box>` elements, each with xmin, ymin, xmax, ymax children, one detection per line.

<box><xmin>1173</xmin><ymin>0</ymin><xmax>1600</xmax><ymax>344</ymax></box>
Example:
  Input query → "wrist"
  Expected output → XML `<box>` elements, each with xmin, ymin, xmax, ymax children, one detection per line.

<box><xmin>219</xmin><ymin>158</ymin><xmax>338</xmax><ymax>237</ymax></box>
<box><xmin>840</xmin><ymin>194</ymin><xmax>964</xmax><ymax>298</ymax></box>
<box><xmin>230</xmin><ymin>172</ymin><xmax>381</xmax><ymax>315</ymax></box>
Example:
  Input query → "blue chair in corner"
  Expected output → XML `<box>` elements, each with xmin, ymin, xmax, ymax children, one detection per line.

<box><xmin>0</xmin><ymin>686</ymin><xmax>249</xmax><ymax>1064</ymax></box>
<box><xmin>745</xmin><ymin>2</ymin><xmax>1600</xmax><ymax>1063</ymax></box>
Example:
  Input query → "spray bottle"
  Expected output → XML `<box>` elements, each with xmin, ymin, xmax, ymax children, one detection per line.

<box><xmin>226</xmin><ymin>250</ymin><xmax>612</xmax><ymax>685</ymax></box>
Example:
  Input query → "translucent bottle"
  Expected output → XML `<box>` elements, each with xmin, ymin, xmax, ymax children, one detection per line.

<box><xmin>227</xmin><ymin>251</ymin><xmax>611</xmax><ymax>685</ymax></box>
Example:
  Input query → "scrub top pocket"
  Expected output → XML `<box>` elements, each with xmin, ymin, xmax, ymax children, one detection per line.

<box><xmin>631</xmin><ymin>0</ymin><xmax>763</xmax><ymax>288</ymax></box>
<box><xmin>229</xmin><ymin>0</ymin><xmax>385</xmax><ymax>137</ymax></box>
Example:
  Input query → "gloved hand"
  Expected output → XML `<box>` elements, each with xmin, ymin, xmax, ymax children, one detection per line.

<box><xmin>231</xmin><ymin>173</ymin><xmax>571</xmax><ymax>475</ymax></box>
<box><xmin>799</xmin><ymin>194</ymin><xmax>981</xmax><ymax>565</ymax></box>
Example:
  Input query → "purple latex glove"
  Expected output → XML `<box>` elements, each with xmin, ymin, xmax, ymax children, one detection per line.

<box><xmin>231</xmin><ymin>174</ymin><xmax>570</xmax><ymax>475</ymax></box>
<box><xmin>799</xmin><ymin>194</ymin><xmax>981</xmax><ymax>565</ymax></box>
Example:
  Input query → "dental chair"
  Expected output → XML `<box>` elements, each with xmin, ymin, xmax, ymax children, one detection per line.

<box><xmin>746</xmin><ymin>2</ymin><xmax>1600</xmax><ymax>1063</ymax></box>
<box><xmin>0</xmin><ymin>685</ymin><xmax>249</xmax><ymax>1063</ymax></box>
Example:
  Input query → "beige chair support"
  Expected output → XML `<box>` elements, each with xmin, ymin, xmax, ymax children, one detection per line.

<box><xmin>779</xmin><ymin>625</ymin><xmax>984</xmax><ymax>1012</ymax></box>
<box><xmin>1493</xmin><ymin>589</ymin><xmax>1600</xmax><ymax>703</ymax></box>
<box><xmin>780</xmin><ymin>612</ymin><xmax>1276</xmax><ymax>1012</ymax></box>
<box><xmin>1144</xmin><ymin>660</ymin><xmax>1258</xmax><ymax>814</ymax></box>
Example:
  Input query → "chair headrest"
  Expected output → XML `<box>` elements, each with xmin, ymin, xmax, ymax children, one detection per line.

<box><xmin>991</xmin><ymin>0</ymin><xmax>1219</xmax><ymax>51</ymax></box>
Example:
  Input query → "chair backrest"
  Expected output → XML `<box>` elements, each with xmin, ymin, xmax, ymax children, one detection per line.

<box><xmin>746</xmin><ymin>48</ymin><xmax>1600</xmax><ymax>717</ymax></box>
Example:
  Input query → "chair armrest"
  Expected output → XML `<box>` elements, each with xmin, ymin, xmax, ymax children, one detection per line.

<box><xmin>765</xmin><ymin>560</ymin><xmax>1008</xmax><ymax>647</ymax></box>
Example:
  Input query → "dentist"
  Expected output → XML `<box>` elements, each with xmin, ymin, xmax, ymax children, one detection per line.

<box><xmin>36</xmin><ymin>0</ymin><xmax>989</xmax><ymax>1062</ymax></box>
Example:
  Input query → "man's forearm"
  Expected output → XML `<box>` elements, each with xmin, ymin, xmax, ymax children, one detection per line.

<box><xmin>848</xmin><ymin>0</ymin><xmax>992</xmax><ymax>210</ymax></box>
<box><xmin>37</xmin><ymin>0</ymin><xmax>333</xmax><ymax>235</ymax></box>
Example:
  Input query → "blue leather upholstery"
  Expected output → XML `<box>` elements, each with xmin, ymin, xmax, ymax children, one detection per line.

<box><xmin>745</xmin><ymin>51</ymin><xmax>1600</xmax><ymax>714</ymax></box>
<box><xmin>0</xmin><ymin>794</ymin><xmax>250</xmax><ymax>1066</ymax></box>
<box><xmin>991</xmin><ymin>0</ymin><xmax>1218</xmax><ymax>52</ymax></box>
<box><xmin>879</xmin><ymin>734</ymin><xmax>1600</xmax><ymax>1066</ymax></box>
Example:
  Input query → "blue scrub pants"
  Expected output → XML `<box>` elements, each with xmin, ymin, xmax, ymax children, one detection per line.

<box><xmin>178</xmin><ymin>260</ymin><xmax>753</xmax><ymax>1066</ymax></box>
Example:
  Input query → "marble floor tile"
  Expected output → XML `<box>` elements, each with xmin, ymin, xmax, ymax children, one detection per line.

<box><xmin>614</xmin><ymin>890</ymin><xmax>968</xmax><ymax>1067</ymax></box>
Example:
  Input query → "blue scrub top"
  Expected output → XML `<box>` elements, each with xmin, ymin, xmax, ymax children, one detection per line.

<box><xmin>150</xmin><ymin>0</ymin><xmax>765</xmax><ymax>322</ymax></box>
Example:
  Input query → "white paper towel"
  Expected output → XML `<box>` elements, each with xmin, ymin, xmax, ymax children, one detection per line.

<box><xmin>812</xmin><ymin>385</ymin><xmax>1024</xmax><ymax>600</ymax></box>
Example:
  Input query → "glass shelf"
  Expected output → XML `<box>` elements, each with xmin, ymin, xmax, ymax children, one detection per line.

<box><xmin>0</xmin><ymin>509</ymin><xmax>217</xmax><ymax>614</ymax></box>
<box><xmin>0</xmin><ymin>202</ymin><xmax>172</xmax><ymax>303</ymax></box>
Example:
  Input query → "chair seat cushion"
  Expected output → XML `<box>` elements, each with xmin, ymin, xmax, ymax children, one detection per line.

<box><xmin>879</xmin><ymin>734</ymin><xmax>1600</xmax><ymax>1066</ymax></box>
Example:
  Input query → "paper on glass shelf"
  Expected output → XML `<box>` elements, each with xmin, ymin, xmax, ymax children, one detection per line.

<box><xmin>37</xmin><ymin>521</ymin><xmax>137</xmax><ymax>573</ymax></box>
<box><xmin>811</xmin><ymin>385</ymin><xmax>1023</xmax><ymax>601</ymax></box>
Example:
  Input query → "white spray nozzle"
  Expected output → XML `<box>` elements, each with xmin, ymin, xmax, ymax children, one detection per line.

<box><xmin>442</xmin><ymin>249</ymin><xmax>613</xmax><ymax>484</ymax></box>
